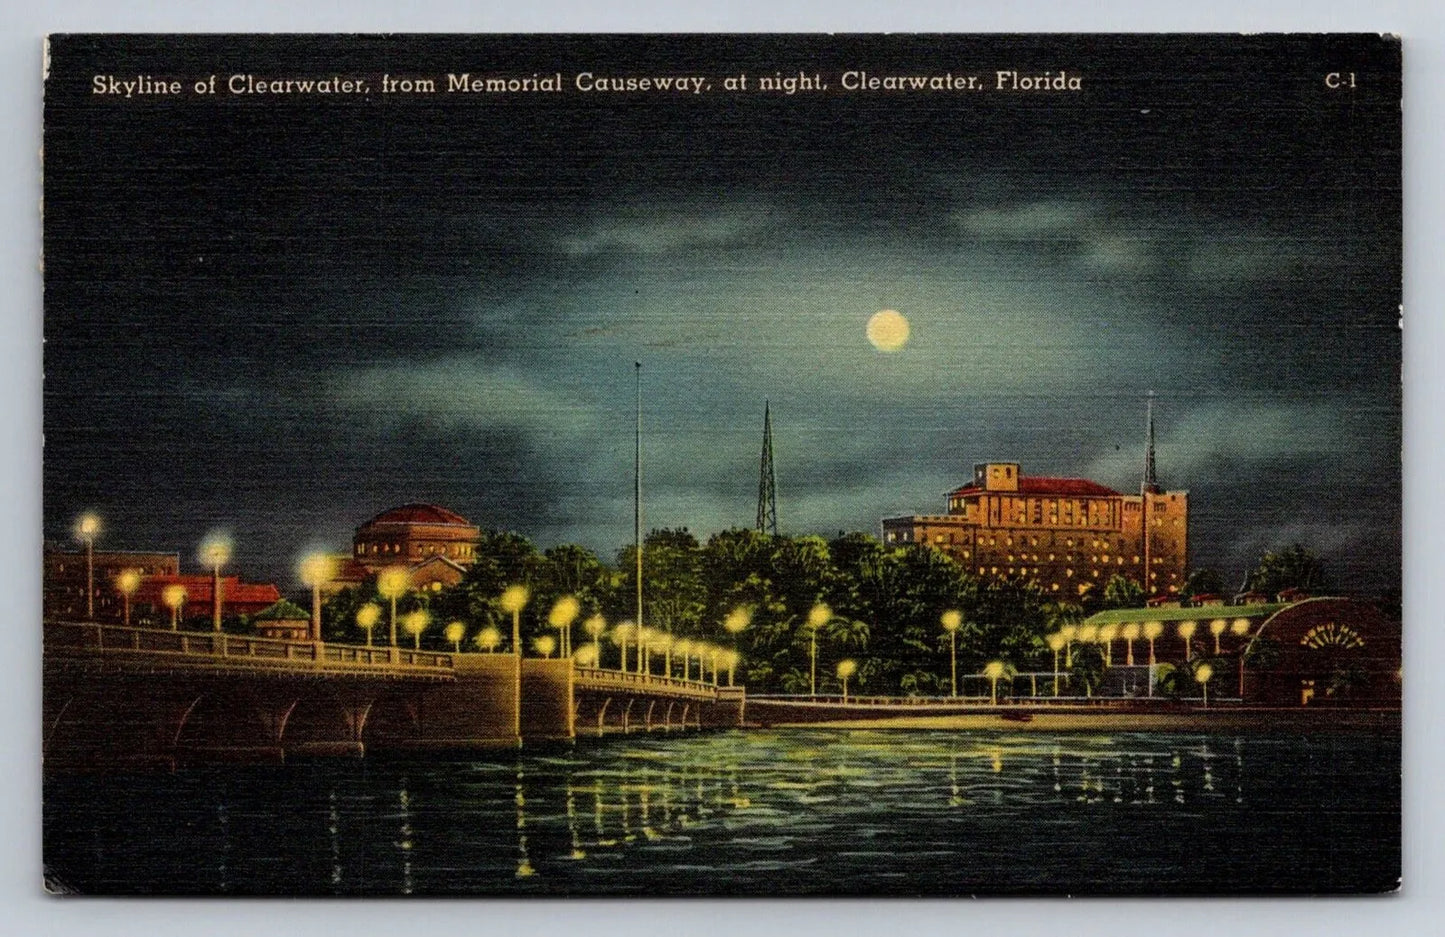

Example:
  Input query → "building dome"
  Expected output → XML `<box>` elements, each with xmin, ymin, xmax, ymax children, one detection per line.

<box><xmin>353</xmin><ymin>503</ymin><xmax>482</xmax><ymax>570</ymax></box>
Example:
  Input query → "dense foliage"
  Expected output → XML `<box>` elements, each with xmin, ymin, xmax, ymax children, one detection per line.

<box><xmin>320</xmin><ymin>528</ymin><xmax>1070</xmax><ymax>695</ymax></box>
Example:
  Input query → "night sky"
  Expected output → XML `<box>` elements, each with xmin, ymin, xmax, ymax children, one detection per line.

<box><xmin>42</xmin><ymin>34</ymin><xmax>1401</xmax><ymax>592</ymax></box>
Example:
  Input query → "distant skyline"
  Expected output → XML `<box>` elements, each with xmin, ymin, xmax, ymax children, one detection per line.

<box><xmin>43</xmin><ymin>35</ymin><xmax>1401</xmax><ymax>592</ymax></box>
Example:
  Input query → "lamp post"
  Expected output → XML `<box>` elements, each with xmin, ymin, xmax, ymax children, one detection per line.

<box><xmin>1195</xmin><ymin>662</ymin><xmax>1214</xmax><ymax>709</ymax></box>
<box><xmin>652</xmin><ymin>631</ymin><xmax>674</xmax><ymax>677</ymax></box>
<box><xmin>1177</xmin><ymin>621</ymin><xmax>1197</xmax><ymax>662</ymax></box>
<box><xmin>74</xmin><ymin>513</ymin><xmax>101</xmax><ymax>621</ymax></box>
<box><xmin>1060</xmin><ymin>624</ymin><xmax>1077</xmax><ymax>669</ymax></box>
<box><xmin>1046</xmin><ymin>632</ymin><xmax>1066</xmax><ymax>696</ymax></box>
<box><xmin>1209</xmin><ymin>618</ymin><xmax>1228</xmax><ymax>656</ymax></box>
<box><xmin>723</xmin><ymin>605</ymin><xmax>751</xmax><ymax>681</ymax></box>
<box><xmin>1143</xmin><ymin>620</ymin><xmax>1164</xmax><ymax>697</ymax></box>
<box><xmin>837</xmin><ymin>659</ymin><xmax>857</xmax><ymax>703</ymax></box>
<box><xmin>162</xmin><ymin>583</ymin><xmax>186</xmax><ymax>632</ymax></box>
<box><xmin>500</xmin><ymin>584</ymin><xmax>529</xmax><ymax>655</ymax></box>
<box><xmin>613</xmin><ymin>622</ymin><xmax>636</xmax><ymax>673</ymax></box>
<box><xmin>356</xmin><ymin>602</ymin><xmax>381</xmax><ymax>647</ymax></box>
<box><xmin>941</xmin><ymin>609</ymin><xmax>962</xmax><ymax>697</ymax></box>
<box><xmin>200</xmin><ymin>534</ymin><xmax>232</xmax><ymax>633</ymax></box>
<box><xmin>1098</xmin><ymin>623</ymin><xmax>1118</xmax><ymax>667</ymax></box>
<box><xmin>984</xmin><ymin>660</ymin><xmax>1006</xmax><ymax>706</ymax></box>
<box><xmin>445</xmin><ymin>620</ymin><xmax>466</xmax><ymax>653</ymax></box>
<box><xmin>709</xmin><ymin>645</ymin><xmax>721</xmax><ymax>686</ymax></box>
<box><xmin>115</xmin><ymin>569</ymin><xmax>141</xmax><ymax>627</ymax></box>
<box><xmin>1121</xmin><ymin>622</ymin><xmax>1140</xmax><ymax>666</ymax></box>
<box><xmin>723</xmin><ymin>649</ymin><xmax>740</xmax><ymax>687</ymax></box>
<box><xmin>583</xmin><ymin>614</ymin><xmax>607</xmax><ymax>669</ymax></box>
<box><xmin>1231</xmin><ymin>618</ymin><xmax>1251</xmax><ymax>698</ymax></box>
<box><xmin>548</xmin><ymin>595</ymin><xmax>580</xmax><ymax>658</ymax></box>
<box><xmin>806</xmin><ymin>602</ymin><xmax>830</xmax><ymax>698</ymax></box>
<box><xmin>636</xmin><ymin>627</ymin><xmax>654</xmax><ymax>675</ymax></box>
<box><xmin>674</xmin><ymin>637</ymin><xmax>693</xmax><ymax>680</ymax></box>
<box><xmin>403</xmin><ymin>609</ymin><xmax>430</xmax><ymax>651</ymax></box>
<box><xmin>534</xmin><ymin>634</ymin><xmax>557</xmax><ymax>659</ymax></box>
<box><xmin>298</xmin><ymin>553</ymin><xmax>335</xmax><ymax>642</ymax></box>
<box><xmin>377</xmin><ymin>566</ymin><xmax>411</xmax><ymax>649</ymax></box>
<box><xmin>475</xmin><ymin>625</ymin><xmax>502</xmax><ymax>653</ymax></box>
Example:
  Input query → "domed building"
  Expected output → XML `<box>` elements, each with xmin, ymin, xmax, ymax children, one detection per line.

<box><xmin>323</xmin><ymin>503</ymin><xmax>483</xmax><ymax>595</ymax></box>
<box><xmin>352</xmin><ymin>503</ymin><xmax>481</xmax><ymax>570</ymax></box>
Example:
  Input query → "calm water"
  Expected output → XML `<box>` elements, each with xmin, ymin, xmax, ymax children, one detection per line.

<box><xmin>43</xmin><ymin>729</ymin><xmax>1399</xmax><ymax>896</ymax></box>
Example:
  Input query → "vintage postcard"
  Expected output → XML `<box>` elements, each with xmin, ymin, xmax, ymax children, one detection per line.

<box><xmin>41</xmin><ymin>34</ymin><xmax>1401</xmax><ymax>896</ymax></box>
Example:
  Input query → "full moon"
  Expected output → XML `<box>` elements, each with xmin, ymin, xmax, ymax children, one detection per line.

<box><xmin>866</xmin><ymin>309</ymin><xmax>910</xmax><ymax>352</ymax></box>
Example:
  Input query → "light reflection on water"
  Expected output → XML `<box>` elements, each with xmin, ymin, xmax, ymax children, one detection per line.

<box><xmin>43</xmin><ymin>728</ymin><xmax>1398</xmax><ymax>896</ymax></box>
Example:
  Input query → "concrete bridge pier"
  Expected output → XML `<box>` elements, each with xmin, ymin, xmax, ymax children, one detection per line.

<box><xmin>367</xmin><ymin>653</ymin><xmax>525</xmax><ymax>752</ymax></box>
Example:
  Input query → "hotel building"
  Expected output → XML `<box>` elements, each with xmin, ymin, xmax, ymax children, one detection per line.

<box><xmin>881</xmin><ymin>406</ymin><xmax>1188</xmax><ymax>599</ymax></box>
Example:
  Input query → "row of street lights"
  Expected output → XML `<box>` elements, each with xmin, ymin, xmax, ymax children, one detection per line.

<box><xmin>73</xmin><ymin>513</ymin><xmax>233</xmax><ymax>632</ymax></box>
<box><xmin>347</xmin><ymin>579</ymin><xmax>749</xmax><ymax>684</ymax></box>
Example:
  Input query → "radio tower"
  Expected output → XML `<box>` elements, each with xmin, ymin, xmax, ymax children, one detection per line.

<box><xmin>755</xmin><ymin>401</ymin><xmax>779</xmax><ymax>536</ymax></box>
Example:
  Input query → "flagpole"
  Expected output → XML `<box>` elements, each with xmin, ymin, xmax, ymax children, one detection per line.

<box><xmin>634</xmin><ymin>362</ymin><xmax>644</xmax><ymax>670</ymax></box>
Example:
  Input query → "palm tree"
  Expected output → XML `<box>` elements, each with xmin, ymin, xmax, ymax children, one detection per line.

<box><xmin>826</xmin><ymin>617</ymin><xmax>870</xmax><ymax>652</ymax></box>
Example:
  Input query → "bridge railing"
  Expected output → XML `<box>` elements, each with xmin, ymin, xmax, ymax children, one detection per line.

<box><xmin>44</xmin><ymin>621</ymin><xmax>454</xmax><ymax>672</ymax></box>
<box><xmin>573</xmin><ymin>667</ymin><xmax>720</xmax><ymax>696</ymax></box>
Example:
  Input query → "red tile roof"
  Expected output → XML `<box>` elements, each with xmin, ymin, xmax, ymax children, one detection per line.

<box><xmin>136</xmin><ymin>575</ymin><xmax>281</xmax><ymax>611</ymax></box>
<box><xmin>948</xmin><ymin>477</ymin><xmax>1120</xmax><ymax>499</ymax></box>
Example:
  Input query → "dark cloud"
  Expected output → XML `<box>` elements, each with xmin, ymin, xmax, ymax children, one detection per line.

<box><xmin>43</xmin><ymin>35</ymin><xmax>1399</xmax><ymax>592</ymax></box>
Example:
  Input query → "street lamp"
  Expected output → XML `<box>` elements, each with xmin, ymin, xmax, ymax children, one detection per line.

<box><xmin>1177</xmin><ymin>621</ymin><xmax>1197</xmax><ymax>661</ymax></box>
<box><xmin>1046</xmin><ymin>632</ymin><xmax>1066</xmax><ymax>696</ymax></box>
<box><xmin>723</xmin><ymin>605</ymin><xmax>751</xmax><ymax>679</ymax></box>
<box><xmin>199</xmin><ymin>534</ymin><xmax>232</xmax><ymax>633</ymax></box>
<box><xmin>402</xmin><ymin>609</ymin><xmax>430</xmax><ymax>650</ymax></box>
<box><xmin>1121</xmin><ymin>622</ymin><xmax>1140</xmax><ymax>666</ymax></box>
<box><xmin>1142</xmin><ymin>620</ymin><xmax>1163</xmax><ymax>665</ymax></box>
<box><xmin>1209</xmin><ymin>618</ymin><xmax>1228</xmax><ymax>656</ymax></box>
<box><xmin>1230</xmin><ymin>618</ymin><xmax>1252</xmax><ymax>699</ymax></box>
<box><xmin>983</xmin><ymin>660</ymin><xmax>1006</xmax><ymax>706</ymax></box>
<box><xmin>837</xmin><ymin>659</ymin><xmax>857</xmax><ymax>702</ymax></box>
<box><xmin>806</xmin><ymin>602</ymin><xmax>831</xmax><ymax>697</ymax></box>
<box><xmin>534</xmin><ymin>634</ymin><xmax>557</xmax><ymax>658</ymax></box>
<box><xmin>941</xmin><ymin>609</ymin><xmax>962</xmax><ymax>697</ymax></box>
<box><xmin>708</xmin><ymin>645</ymin><xmax>721</xmax><ymax>686</ymax></box>
<box><xmin>651</xmin><ymin>630</ymin><xmax>675</xmax><ymax>677</ymax></box>
<box><xmin>1059</xmin><ymin>624</ymin><xmax>1077</xmax><ymax>668</ymax></box>
<box><xmin>475</xmin><ymin>625</ymin><xmax>502</xmax><ymax>653</ymax></box>
<box><xmin>445</xmin><ymin>620</ymin><xmax>466</xmax><ymax>653</ymax></box>
<box><xmin>162</xmin><ymin>583</ymin><xmax>187</xmax><ymax>632</ymax></box>
<box><xmin>115</xmin><ymin>568</ymin><xmax>141</xmax><ymax>627</ymax></box>
<box><xmin>298</xmin><ymin>552</ymin><xmax>336</xmax><ymax>642</ymax></box>
<box><xmin>1195</xmin><ymin>662</ymin><xmax>1214</xmax><ymax>708</ymax></box>
<box><xmin>639</xmin><ymin>626</ymin><xmax>657</xmax><ymax>675</ymax></box>
<box><xmin>674</xmin><ymin>637</ymin><xmax>693</xmax><ymax>680</ymax></box>
<box><xmin>583</xmin><ymin>614</ymin><xmax>607</xmax><ymax>669</ymax></box>
<box><xmin>377</xmin><ymin>566</ymin><xmax>412</xmax><ymax>648</ymax></box>
<box><xmin>500</xmin><ymin>584</ymin><xmax>529</xmax><ymax>655</ymax></box>
<box><xmin>723</xmin><ymin>648</ymin><xmax>741</xmax><ymax>687</ymax></box>
<box><xmin>356</xmin><ymin>602</ymin><xmax>381</xmax><ymax>646</ymax></box>
<box><xmin>1097</xmin><ymin>623</ymin><xmax>1118</xmax><ymax>666</ymax></box>
<box><xmin>1143</xmin><ymin>620</ymin><xmax>1164</xmax><ymax>698</ymax></box>
<box><xmin>612</xmin><ymin>622</ymin><xmax>636</xmax><ymax>672</ymax></box>
<box><xmin>74</xmin><ymin>512</ymin><xmax>101</xmax><ymax>621</ymax></box>
<box><xmin>548</xmin><ymin>595</ymin><xmax>580</xmax><ymax>658</ymax></box>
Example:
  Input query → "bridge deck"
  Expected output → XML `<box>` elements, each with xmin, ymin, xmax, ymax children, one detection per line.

<box><xmin>44</xmin><ymin>621</ymin><xmax>456</xmax><ymax>681</ymax></box>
